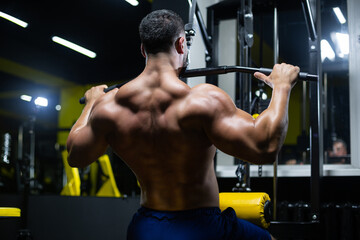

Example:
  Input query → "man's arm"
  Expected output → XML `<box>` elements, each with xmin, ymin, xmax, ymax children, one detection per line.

<box><xmin>203</xmin><ymin>63</ymin><xmax>299</xmax><ymax>165</ymax></box>
<box><xmin>66</xmin><ymin>85</ymin><xmax>109</xmax><ymax>168</ymax></box>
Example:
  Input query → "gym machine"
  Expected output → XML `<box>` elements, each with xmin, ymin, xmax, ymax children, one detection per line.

<box><xmin>183</xmin><ymin>0</ymin><xmax>322</xmax><ymax>238</ymax></box>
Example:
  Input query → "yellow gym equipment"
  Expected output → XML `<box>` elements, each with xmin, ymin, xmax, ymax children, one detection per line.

<box><xmin>219</xmin><ymin>192</ymin><xmax>272</xmax><ymax>229</ymax></box>
<box><xmin>60</xmin><ymin>150</ymin><xmax>81</xmax><ymax>196</ymax></box>
<box><xmin>0</xmin><ymin>207</ymin><xmax>21</xmax><ymax>218</ymax></box>
<box><xmin>252</xmin><ymin>113</ymin><xmax>260</xmax><ymax>119</ymax></box>
<box><xmin>61</xmin><ymin>150</ymin><xmax>121</xmax><ymax>197</ymax></box>
<box><xmin>95</xmin><ymin>154</ymin><xmax>122</xmax><ymax>198</ymax></box>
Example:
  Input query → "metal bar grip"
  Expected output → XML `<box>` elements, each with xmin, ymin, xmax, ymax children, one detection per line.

<box><xmin>258</xmin><ymin>68</ymin><xmax>318</xmax><ymax>82</ymax></box>
<box><xmin>180</xmin><ymin>66</ymin><xmax>318</xmax><ymax>82</ymax></box>
<box><xmin>79</xmin><ymin>82</ymin><xmax>127</xmax><ymax>104</ymax></box>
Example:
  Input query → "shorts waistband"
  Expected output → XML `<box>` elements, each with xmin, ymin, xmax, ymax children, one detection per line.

<box><xmin>137</xmin><ymin>207</ymin><xmax>221</xmax><ymax>220</ymax></box>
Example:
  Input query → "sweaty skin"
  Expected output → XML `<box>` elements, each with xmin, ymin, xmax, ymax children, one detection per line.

<box><xmin>67</xmin><ymin>33</ymin><xmax>299</xmax><ymax>211</ymax></box>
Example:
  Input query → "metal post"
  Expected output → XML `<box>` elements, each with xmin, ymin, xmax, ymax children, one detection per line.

<box><xmin>302</xmin><ymin>81</ymin><xmax>307</xmax><ymax>132</ymax></box>
<box><xmin>206</xmin><ymin>6</ymin><xmax>218</xmax><ymax>86</ymax></box>
<box><xmin>29</xmin><ymin>115</ymin><xmax>36</xmax><ymax>190</ymax></box>
<box><xmin>272</xmin><ymin>2</ymin><xmax>279</xmax><ymax>221</ymax></box>
<box><xmin>302</xmin><ymin>0</ymin><xmax>322</xmax><ymax>223</ymax></box>
<box><xmin>195</xmin><ymin>3</ymin><xmax>212</xmax><ymax>54</ymax></box>
<box><xmin>273</xmin><ymin>157</ymin><xmax>278</xmax><ymax>220</ymax></box>
<box><xmin>234</xmin><ymin>0</ymin><xmax>252</xmax><ymax>189</ymax></box>
<box><xmin>273</xmin><ymin>6</ymin><xmax>279</xmax><ymax>65</ymax></box>
<box><xmin>323</xmin><ymin>73</ymin><xmax>328</xmax><ymax>132</ymax></box>
<box><xmin>17</xmin><ymin>124</ymin><xmax>24</xmax><ymax>193</ymax></box>
<box><xmin>206</xmin><ymin>6</ymin><xmax>217</xmax><ymax>168</ymax></box>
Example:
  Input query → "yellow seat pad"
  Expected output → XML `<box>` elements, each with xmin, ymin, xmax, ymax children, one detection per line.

<box><xmin>0</xmin><ymin>207</ymin><xmax>21</xmax><ymax>217</ymax></box>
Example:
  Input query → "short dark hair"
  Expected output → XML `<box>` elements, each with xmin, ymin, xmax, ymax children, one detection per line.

<box><xmin>139</xmin><ymin>9</ymin><xmax>184</xmax><ymax>54</ymax></box>
<box><xmin>334</xmin><ymin>139</ymin><xmax>347</xmax><ymax>149</ymax></box>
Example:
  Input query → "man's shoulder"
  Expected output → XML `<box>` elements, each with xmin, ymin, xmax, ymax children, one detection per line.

<box><xmin>90</xmin><ymin>90</ymin><xmax>120</xmax><ymax>120</ymax></box>
<box><xmin>191</xmin><ymin>83</ymin><xmax>230</xmax><ymax>98</ymax></box>
<box><xmin>189</xmin><ymin>83</ymin><xmax>234</xmax><ymax>109</ymax></box>
<box><xmin>190</xmin><ymin>83</ymin><xmax>218</xmax><ymax>92</ymax></box>
<box><xmin>178</xmin><ymin>83</ymin><xmax>231</xmax><ymax>118</ymax></box>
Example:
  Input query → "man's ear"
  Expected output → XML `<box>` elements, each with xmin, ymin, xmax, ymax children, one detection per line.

<box><xmin>140</xmin><ymin>44</ymin><xmax>146</xmax><ymax>58</ymax></box>
<box><xmin>175</xmin><ymin>37</ymin><xmax>185</xmax><ymax>54</ymax></box>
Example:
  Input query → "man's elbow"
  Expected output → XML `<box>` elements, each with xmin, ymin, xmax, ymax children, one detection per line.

<box><xmin>256</xmin><ymin>144</ymin><xmax>280</xmax><ymax>164</ymax></box>
<box><xmin>267</xmin><ymin>143</ymin><xmax>283</xmax><ymax>163</ymax></box>
<box><xmin>67</xmin><ymin>152</ymin><xmax>87</xmax><ymax>168</ymax></box>
<box><xmin>67</xmin><ymin>140</ymin><xmax>89</xmax><ymax>168</ymax></box>
<box><xmin>67</xmin><ymin>154</ymin><xmax>78</xmax><ymax>168</ymax></box>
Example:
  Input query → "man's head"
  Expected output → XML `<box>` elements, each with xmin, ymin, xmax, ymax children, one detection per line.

<box><xmin>139</xmin><ymin>9</ymin><xmax>185</xmax><ymax>54</ymax></box>
<box><xmin>139</xmin><ymin>9</ymin><xmax>189</xmax><ymax>71</ymax></box>
<box><xmin>332</xmin><ymin>139</ymin><xmax>347</xmax><ymax>156</ymax></box>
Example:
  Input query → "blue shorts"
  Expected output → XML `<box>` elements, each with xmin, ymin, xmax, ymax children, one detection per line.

<box><xmin>127</xmin><ymin>207</ymin><xmax>271</xmax><ymax>240</ymax></box>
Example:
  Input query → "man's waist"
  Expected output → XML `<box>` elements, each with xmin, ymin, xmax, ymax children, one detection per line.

<box><xmin>137</xmin><ymin>206</ymin><xmax>221</xmax><ymax>220</ymax></box>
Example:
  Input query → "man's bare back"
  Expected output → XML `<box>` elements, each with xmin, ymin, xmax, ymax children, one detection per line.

<box><xmin>93</xmin><ymin>68</ymin><xmax>220</xmax><ymax>211</ymax></box>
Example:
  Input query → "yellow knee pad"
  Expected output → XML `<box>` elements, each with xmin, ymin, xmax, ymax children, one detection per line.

<box><xmin>219</xmin><ymin>192</ymin><xmax>271</xmax><ymax>228</ymax></box>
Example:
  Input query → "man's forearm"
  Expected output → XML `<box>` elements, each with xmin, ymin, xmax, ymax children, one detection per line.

<box><xmin>70</xmin><ymin>100</ymin><xmax>96</xmax><ymax>133</ymax></box>
<box><xmin>66</xmin><ymin>100</ymin><xmax>95</xmax><ymax>159</ymax></box>
<box><xmin>254</xmin><ymin>84</ymin><xmax>291</xmax><ymax>157</ymax></box>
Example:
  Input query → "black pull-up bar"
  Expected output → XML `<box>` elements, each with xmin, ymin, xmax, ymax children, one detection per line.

<box><xmin>79</xmin><ymin>65</ymin><xmax>318</xmax><ymax>104</ymax></box>
<box><xmin>180</xmin><ymin>65</ymin><xmax>318</xmax><ymax>81</ymax></box>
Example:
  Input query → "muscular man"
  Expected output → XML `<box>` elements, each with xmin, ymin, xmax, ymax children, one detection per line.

<box><xmin>67</xmin><ymin>9</ymin><xmax>298</xmax><ymax>240</ymax></box>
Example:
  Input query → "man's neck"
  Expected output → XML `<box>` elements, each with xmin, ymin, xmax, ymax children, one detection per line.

<box><xmin>144</xmin><ymin>52</ymin><xmax>181</xmax><ymax>77</ymax></box>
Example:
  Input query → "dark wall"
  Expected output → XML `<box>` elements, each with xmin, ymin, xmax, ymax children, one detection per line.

<box><xmin>152</xmin><ymin>0</ymin><xmax>190</xmax><ymax>24</ymax></box>
<box><xmin>0</xmin><ymin>195</ymin><xmax>140</xmax><ymax>240</ymax></box>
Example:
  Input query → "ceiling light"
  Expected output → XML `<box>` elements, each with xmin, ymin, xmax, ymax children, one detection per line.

<box><xmin>34</xmin><ymin>97</ymin><xmax>48</xmax><ymax>107</ymax></box>
<box><xmin>20</xmin><ymin>95</ymin><xmax>32</xmax><ymax>102</ymax></box>
<box><xmin>0</xmin><ymin>11</ymin><xmax>28</xmax><ymax>28</ymax></box>
<box><xmin>333</xmin><ymin>7</ymin><xmax>346</xmax><ymax>24</ymax></box>
<box><xmin>55</xmin><ymin>105</ymin><xmax>62</xmax><ymax>111</ymax></box>
<box><xmin>320</xmin><ymin>39</ymin><xmax>335</xmax><ymax>62</ymax></box>
<box><xmin>125</xmin><ymin>0</ymin><xmax>139</xmax><ymax>6</ymax></box>
<box><xmin>52</xmin><ymin>36</ymin><xmax>96</xmax><ymax>58</ymax></box>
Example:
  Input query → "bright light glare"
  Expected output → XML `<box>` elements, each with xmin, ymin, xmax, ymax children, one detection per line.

<box><xmin>34</xmin><ymin>97</ymin><xmax>48</xmax><ymax>107</ymax></box>
<box><xmin>261</xmin><ymin>93</ymin><xmax>268</xmax><ymax>100</ymax></box>
<box><xmin>335</xmin><ymin>33</ymin><xmax>349</xmax><ymax>57</ymax></box>
<box><xmin>0</xmin><ymin>11</ymin><xmax>28</xmax><ymax>28</ymax></box>
<box><xmin>188</xmin><ymin>0</ymin><xmax>192</xmax><ymax>7</ymax></box>
<box><xmin>55</xmin><ymin>105</ymin><xmax>62</xmax><ymax>111</ymax></box>
<box><xmin>320</xmin><ymin>40</ymin><xmax>335</xmax><ymax>62</ymax></box>
<box><xmin>20</xmin><ymin>95</ymin><xmax>32</xmax><ymax>102</ymax></box>
<box><xmin>333</xmin><ymin>7</ymin><xmax>346</xmax><ymax>24</ymax></box>
<box><xmin>255</xmin><ymin>90</ymin><xmax>267</xmax><ymax>100</ymax></box>
<box><xmin>52</xmin><ymin>36</ymin><xmax>96</xmax><ymax>58</ymax></box>
<box><xmin>125</xmin><ymin>0</ymin><xmax>139</xmax><ymax>6</ymax></box>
